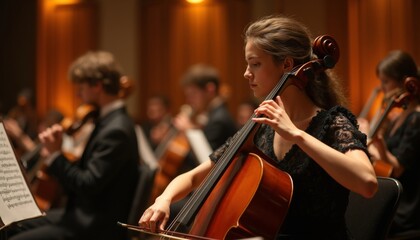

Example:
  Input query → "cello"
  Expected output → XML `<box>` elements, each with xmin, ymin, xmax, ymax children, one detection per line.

<box><xmin>148</xmin><ymin>105</ymin><xmax>193</xmax><ymax>205</ymax></box>
<box><xmin>369</xmin><ymin>77</ymin><xmax>420</xmax><ymax>177</ymax></box>
<box><xmin>122</xmin><ymin>35</ymin><xmax>340</xmax><ymax>239</ymax></box>
<box><xmin>358</xmin><ymin>86</ymin><xmax>381</xmax><ymax>119</ymax></box>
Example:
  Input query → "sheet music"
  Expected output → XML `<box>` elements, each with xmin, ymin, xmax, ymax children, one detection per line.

<box><xmin>0</xmin><ymin>122</ymin><xmax>42</xmax><ymax>227</ymax></box>
<box><xmin>185</xmin><ymin>129</ymin><xmax>213</xmax><ymax>164</ymax></box>
<box><xmin>135</xmin><ymin>125</ymin><xmax>158</xmax><ymax>170</ymax></box>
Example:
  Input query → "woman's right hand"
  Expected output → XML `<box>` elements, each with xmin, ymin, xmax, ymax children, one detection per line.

<box><xmin>138</xmin><ymin>196</ymin><xmax>171</xmax><ymax>233</ymax></box>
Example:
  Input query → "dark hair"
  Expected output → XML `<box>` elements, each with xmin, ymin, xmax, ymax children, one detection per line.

<box><xmin>149</xmin><ymin>94</ymin><xmax>171</xmax><ymax>109</ymax></box>
<box><xmin>376</xmin><ymin>50</ymin><xmax>419</xmax><ymax>83</ymax></box>
<box><xmin>18</xmin><ymin>88</ymin><xmax>33</xmax><ymax>101</ymax></box>
<box><xmin>244</xmin><ymin>15</ymin><xmax>347</xmax><ymax>109</ymax></box>
<box><xmin>181</xmin><ymin>64</ymin><xmax>220</xmax><ymax>92</ymax></box>
<box><xmin>68</xmin><ymin>51</ymin><xmax>123</xmax><ymax>95</ymax></box>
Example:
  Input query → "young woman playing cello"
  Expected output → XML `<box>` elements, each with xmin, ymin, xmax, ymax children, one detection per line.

<box><xmin>139</xmin><ymin>15</ymin><xmax>377</xmax><ymax>239</ymax></box>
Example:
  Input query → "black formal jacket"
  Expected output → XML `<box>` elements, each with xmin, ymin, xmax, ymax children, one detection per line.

<box><xmin>48</xmin><ymin>107</ymin><xmax>139</xmax><ymax>240</ymax></box>
<box><xmin>203</xmin><ymin>102</ymin><xmax>237</xmax><ymax>150</ymax></box>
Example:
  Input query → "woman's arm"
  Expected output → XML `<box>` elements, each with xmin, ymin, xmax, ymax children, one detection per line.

<box><xmin>253</xmin><ymin>96</ymin><xmax>378</xmax><ymax>198</ymax></box>
<box><xmin>139</xmin><ymin>159</ymin><xmax>214</xmax><ymax>232</ymax></box>
<box><xmin>291</xmin><ymin>131</ymin><xmax>378</xmax><ymax>198</ymax></box>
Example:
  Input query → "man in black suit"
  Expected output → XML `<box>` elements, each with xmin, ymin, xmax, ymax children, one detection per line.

<box><xmin>9</xmin><ymin>51</ymin><xmax>139</xmax><ymax>240</ymax></box>
<box><xmin>175</xmin><ymin>64</ymin><xmax>237</xmax><ymax>153</ymax></box>
<box><xmin>164</xmin><ymin>64</ymin><xmax>237</xmax><ymax>223</ymax></box>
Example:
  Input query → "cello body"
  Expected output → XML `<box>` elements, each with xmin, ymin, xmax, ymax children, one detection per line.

<box><xmin>189</xmin><ymin>151</ymin><xmax>292</xmax><ymax>239</ymax></box>
<box><xmin>149</xmin><ymin>131</ymin><xmax>190</xmax><ymax>203</ymax></box>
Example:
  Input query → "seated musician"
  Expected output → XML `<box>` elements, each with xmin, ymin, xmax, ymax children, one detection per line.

<box><xmin>3</xmin><ymin>109</ymin><xmax>64</xmax><ymax>171</ymax></box>
<box><xmin>141</xmin><ymin>95</ymin><xmax>173</xmax><ymax>151</ymax></box>
<box><xmin>8</xmin><ymin>51</ymin><xmax>139</xmax><ymax>240</ymax></box>
<box><xmin>139</xmin><ymin>15</ymin><xmax>377</xmax><ymax>239</ymax></box>
<box><xmin>154</xmin><ymin>64</ymin><xmax>238</xmax><ymax>224</ymax></box>
<box><xmin>360</xmin><ymin>50</ymin><xmax>420</xmax><ymax>237</ymax></box>
<box><xmin>173</xmin><ymin>64</ymin><xmax>237</xmax><ymax>167</ymax></box>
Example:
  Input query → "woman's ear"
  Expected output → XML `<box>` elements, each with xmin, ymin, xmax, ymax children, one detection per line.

<box><xmin>283</xmin><ymin>57</ymin><xmax>294</xmax><ymax>72</ymax></box>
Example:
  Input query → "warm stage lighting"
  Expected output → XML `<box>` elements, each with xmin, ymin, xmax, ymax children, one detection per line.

<box><xmin>186</xmin><ymin>0</ymin><xmax>205</xmax><ymax>4</ymax></box>
<box><xmin>51</xmin><ymin>0</ymin><xmax>80</xmax><ymax>5</ymax></box>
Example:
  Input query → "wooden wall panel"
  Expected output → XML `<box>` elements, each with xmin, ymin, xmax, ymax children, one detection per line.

<box><xmin>0</xmin><ymin>1</ymin><xmax>37</xmax><ymax>115</ymax></box>
<box><xmin>325</xmin><ymin>0</ymin><xmax>349</xmax><ymax>105</ymax></box>
<box><xmin>37</xmin><ymin>0</ymin><xmax>97</xmax><ymax>119</ymax></box>
<box><xmin>6</xmin><ymin>0</ymin><xmax>419</xmax><ymax>129</ymax></box>
<box><xmin>413</xmin><ymin>1</ymin><xmax>420</xmax><ymax>65</ymax></box>
<box><xmin>138</xmin><ymin>0</ymin><xmax>251</xmax><ymax>121</ymax></box>
<box><xmin>347</xmin><ymin>0</ymin><xmax>419</xmax><ymax>118</ymax></box>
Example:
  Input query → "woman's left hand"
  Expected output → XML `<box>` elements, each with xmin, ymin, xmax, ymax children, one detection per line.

<box><xmin>252</xmin><ymin>96</ymin><xmax>301</xmax><ymax>142</ymax></box>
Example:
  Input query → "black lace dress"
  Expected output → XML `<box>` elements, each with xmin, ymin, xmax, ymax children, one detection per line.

<box><xmin>209</xmin><ymin>106</ymin><xmax>368</xmax><ymax>239</ymax></box>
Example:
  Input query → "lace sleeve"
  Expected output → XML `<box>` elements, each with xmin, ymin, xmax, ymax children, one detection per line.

<box><xmin>326</xmin><ymin>109</ymin><xmax>368</xmax><ymax>155</ymax></box>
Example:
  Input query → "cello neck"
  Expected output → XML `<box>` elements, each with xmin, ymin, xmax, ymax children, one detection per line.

<box><xmin>367</xmin><ymin>97</ymin><xmax>395</xmax><ymax>142</ymax></box>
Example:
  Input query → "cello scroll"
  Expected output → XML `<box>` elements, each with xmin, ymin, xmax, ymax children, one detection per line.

<box><xmin>291</xmin><ymin>35</ymin><xmax>339</xmax><ymax>90</ymax></box>
<box><xmin>393</xmin><ymin>76</ymin><xmax>420</xmax><ymax>109</ymax></box>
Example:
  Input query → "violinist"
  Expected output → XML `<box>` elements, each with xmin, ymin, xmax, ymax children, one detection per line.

<box><xmin>60</xmin><ymin>104</ymin><xmax>97</xmax><ymax>162</ymax></box>
<box><xmin>141</xmin><ymin>95</ymin><xmax>173</xmax><ymax>151</ymax></box>
<box><xmin>8</xmin><ymin>51</ymin><xmax>139</xmax><ymax>240</ymax></box>
<box><xmin>359</xmin><ymin>50</ymin><xmax>420</xmax><ymax>237</ymax></box>
<box><xmin>156</xmin><ymin>64</ymin><xmax>237</xmax><ymax>222</ymax></box>
<box><xmin>139</xmin><ymin>15</ymin><xmax>377</xmax><ymax>239</ymax></box>
<box><xmin>3</xmin><ymin>109</ymin><xmax>64</xmax><ymax>170</ymax></box>
<box><xmin>6</xmin><ymin>88</ymin><xmax>38</xmax><ymax>141</ymax></box>
<box><xmin>173</xmin><ymin>64</ymin><xmax>237</xmax><ymax>162</ymax></box>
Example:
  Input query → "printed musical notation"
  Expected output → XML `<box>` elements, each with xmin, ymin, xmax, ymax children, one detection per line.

<box><xmin>0</xmin><ymin>123</ymin><xmax>42</xmax><ymax>228</ymax></box>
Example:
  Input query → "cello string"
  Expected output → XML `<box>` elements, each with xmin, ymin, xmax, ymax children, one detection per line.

<box><xmin>166</xmin><ymin>63</ymin><xmax>303</xmax><ymax>234</ymax></box>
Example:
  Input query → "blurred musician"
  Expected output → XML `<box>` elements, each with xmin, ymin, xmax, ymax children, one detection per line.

<box><xmin>8</xmin><ymin>51</ymin><xmax>139</xmax><ymax>240</ymax></box>
<box><xmin>360</xmin><ymin>50</ymin><xmax>420</xmax><ymax>237</ymax></box>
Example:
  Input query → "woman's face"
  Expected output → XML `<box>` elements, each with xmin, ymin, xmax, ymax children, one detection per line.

<box><xmin>244</xmin><ymin>40</ymin><xmax>285</xmax><ymax>98</ymax></box>
<box><xmin>378</xmin><ymin>72</ymin><xmax>401</xmax><ymax>96</ymax></box>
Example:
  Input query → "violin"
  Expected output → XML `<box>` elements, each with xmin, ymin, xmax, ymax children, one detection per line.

<box><xmin>30</xmin><ymin>76</ymin><xmax>133</xmax><ymax>211</ymax></box>
<box><xmin>30</xmin><ymin>104</ymin><xmax>98</xmax><ymax>211</ymax></box>
<box><xmin>369</xmin><ymin>77</ymin><xmax>420</xmax><ymax>177</ymax></box>
<box><xmin>358</xmin><ymin>86</ymin><xmax>381</xmax><ymax>120</ymax></box>
<box><xmin>124</xmin><ymin>35</ymin><xmax>340</xmax><ymax>239</ymax></box>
